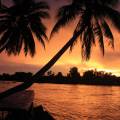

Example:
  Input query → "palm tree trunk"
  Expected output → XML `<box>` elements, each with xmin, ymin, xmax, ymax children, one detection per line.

<box><xmin>0</xmin><ymin>32</ymin><xmax>80</xmax><ymax>99</ymax></box>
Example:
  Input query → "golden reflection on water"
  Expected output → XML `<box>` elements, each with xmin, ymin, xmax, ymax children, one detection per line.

<box><xmin>0</xmin><ymin>82</ymin><xmax>120</xmax><ymax>120</ymax></box>
<box><xmin>31</xmin><ymin>84</ymin><xmax>120</xmax><ymax>120</ymax></box>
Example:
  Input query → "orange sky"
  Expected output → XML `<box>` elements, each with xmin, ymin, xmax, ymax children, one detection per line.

<box><xmin>1</xmin><ymin>0</ymin><xmax>120</xmax><ymax>76</ymax></box>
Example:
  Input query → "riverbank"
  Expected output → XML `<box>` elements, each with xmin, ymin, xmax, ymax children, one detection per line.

<box><xmin>1</xmin><ymin>79</ymin><xmax>120</xmax><ymax>86</ymax></box>
<box><xmin>1</xmin><ymin>70</ymin><xmax>120</xmax><ymax>86</ymax></box>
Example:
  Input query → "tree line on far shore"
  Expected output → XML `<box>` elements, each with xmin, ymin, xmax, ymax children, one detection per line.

<box><xmin>0</xmin><ymin>67</ymin><xmax>120</xmax><ymax>86</ymax></box>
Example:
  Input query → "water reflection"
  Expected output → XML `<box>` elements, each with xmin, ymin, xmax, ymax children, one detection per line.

<box><xmin>0</xmin><ymin>82</ymin><xmax>120</xmax><ymax>120</ymax></box>
<box><xmin>31</xmin><ymin>84</ymin><xmax>120</xmax><ymax>120</ymax></box>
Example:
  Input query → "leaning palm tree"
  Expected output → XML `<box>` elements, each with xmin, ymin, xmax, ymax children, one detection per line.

<box><xmin>1</xmin><ymin>0</ymin><xmax>120</xmax><ymax>99</ymax></box>
<box><xmin>0</xmin><ymin>0</ymin><xmax>49</xmax><ymax>56</ymax></box>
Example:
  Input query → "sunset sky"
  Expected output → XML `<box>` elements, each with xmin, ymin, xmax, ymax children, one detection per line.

<box><xmin>1</xmin><ymin>0</ymin><xmax>120</xmax><ymax>76</ymax></box>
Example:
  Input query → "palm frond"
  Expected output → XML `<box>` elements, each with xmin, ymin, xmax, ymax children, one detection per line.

<box><xmin>103</xmin><ymin>6</ymin><xmax>120</xmax><ymax>32</ymax></box>
<box><xmin>30</xmin><ymin>14</ymin><xmax>48</xmax><ymax>40</ymax></box>
<box><xmin>70</xmin><ymin>10</ymin><xmax>94</xmax><ymax>55</ymax></box>
<box><xmin>69</xmin><ymin>38</ymin><xmax>78</xmax><ymax>52</ymax></box>
<box><xmin>50</xmin><ymin>3</ymin><xmax>82</xmax><ymax>38</ymax></box>
<box><xmin>94</xmin><ymin>18</ymin><xmax>104</xmax><ymax>55</ymax></box>
<box><xmin>0</xmin><ymin>22</ymin><xmax>10</xmax><ymax>34</ymax></box>
<box><xmin>21</xmin><ymin>26</ymin><xmax>35</xmax><ymax>57</ymax></box>
<box><xmin>30</xmin><ymin>22</ymin><xmax>46</xmax><ymax>48</ymax></box>
<box><xmin>100</xmin><ymin>19</ymin><xmax>114</xmax><ymax>48</ymax></box>
<box><xmin>8</xmin><ymin>27</ymin><xmax>21</xmax><ymax>55</ymax></box>
<box><xmin>23</xmin><ymin>37</ymin><xmax>29</xmax><ymax>56</ymax></box>
<box><xmin>74</xmin><ymin>10</ymin><xmax>92</xmax><ymax>34</ymax></box>
<box><xmin>0</xmin><ymin>29</ymin><xmax>12</xmax><ymax>53</ymax></box>
<box><xmin>81</xmin><ymin>22</ymin><xmax>95</xmax><ymax>60</ymax></box>
<box><xmin>29</xmin><ymin>11</ymin><xmax>50</xmax><ymax>19</ymax></box>
<box><xmin>13</xmin><ymin>28</ymin><xmax>21</xmax><ymax>54</ymax></box>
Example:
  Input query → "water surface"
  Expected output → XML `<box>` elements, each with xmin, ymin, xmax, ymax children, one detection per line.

<box><xmin>0</xmin><ymin>82</ymin><xmax>120</xmax><ymax>120</ymax></box>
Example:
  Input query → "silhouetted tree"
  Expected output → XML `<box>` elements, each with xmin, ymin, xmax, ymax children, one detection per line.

<box><xmin>56</xmin><ymin>72</ymin><xmax>63</xmax><ymax>78</ymax></box>
<box><xmin>0</xmin><ymin>0</ymin><xmax>49</xmax><ymax>56</ymax></box>
<box><xmin>2</xmin><ymin>73</ymin><xmax>10</xmax><ymax>80</ymax></box>
<box><xmin>68</xmin><ymin>67</ymin><xmax>80</xmax><ymax>79</ymax></box>
<box><xmin>83</xmin><ymin>70</ymin><xmax>95</xmax><ymax>81</ymax></box>
<box><xmin>55</xmin><ymin>72</ymin><xmax>64</xmax><ymax>82</ymax></box>
<box><xmin>12</xmin><ymin>72</ymin><xmax>33</xmax><ymax>80</ymax></box>
<box><xmin>0</xmin><ymin>0</ymin><xmax>50</xmax><ymax>98</ymax></box>
<box><xmin>47</xmin><ymin>70</ymin><xmax>54</xmax><ymax>77</ymax></box>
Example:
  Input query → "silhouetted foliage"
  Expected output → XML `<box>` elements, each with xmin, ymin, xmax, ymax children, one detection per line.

<box><xmin>51</xmin><ymin>0</ymin><xmax>120</xmax><ymax>60</ymax></box>
<box><xmin>0</xmin><ymin>0</ymin><xmax>49</xmax><ymax>56</ymax></box>
<box><xmin>56</xmin><ymin>72</ymin><xmax>63</xmax><ymax>78</ymax></box>
<box><xmin>67</xmin><ymin>67</ymin><xmax>81</xmax><ymax>83</ymax></box>
<box><xmin>47</xmin><ymin>70</ymin><xmax>55</xmax><ymax>77</ymax></box>
<box><xmin>68</xmin><ymin>67</ymin><xmax>80</xmax><ymax>78</ymax></box>
<box><xmin>0</xmin><ymin>68</ymin><xmax>120</xmax><ymax>86</ymax></box>
<box><xmin>4</xmin><ymin>105</ymin><xmax>55</xmax><ymax>120</ymax></box>
<box><xmin>0</xmin><ymin>72</ymin><xmax>32</xmax><ymax>81</ymax></box>
<box><xmin>83</xmin><ymin>70</ymin><xmax>95</xmax><ymax>81</ymax></box>
<box><xmin>0</xmin><ymin>0</ymin><xmax>50</xmax><ymax>99</ymax></box>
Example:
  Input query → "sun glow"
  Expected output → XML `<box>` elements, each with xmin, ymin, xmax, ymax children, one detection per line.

<box><xmin>88</xmin><ymin>61</ymin><xmax>104</xmax><ymax>69</ymax></box>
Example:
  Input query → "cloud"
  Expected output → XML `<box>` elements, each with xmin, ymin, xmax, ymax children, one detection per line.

<box><xmin>0</xmin><ymin>62</ymin><xmax>40</xmax><ymax>74</ymax></box>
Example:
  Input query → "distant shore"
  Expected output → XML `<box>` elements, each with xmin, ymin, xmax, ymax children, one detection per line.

<box><xmin>0</xmin><ymin>70</ymin><xmax>120</xmax><ymax>86</ymax></box>
<box><xmin>1</xmin><ymin>79</ymin><xmax>120</xmax><ymax>86</ymax></box>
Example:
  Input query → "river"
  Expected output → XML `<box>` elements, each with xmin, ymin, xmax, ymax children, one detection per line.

<box><xmin>0</xmin><ymin>81</ymin><xmax>120</xmax><ymax>120</ymax></box>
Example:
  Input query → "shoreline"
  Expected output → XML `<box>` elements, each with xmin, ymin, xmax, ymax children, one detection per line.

<box><xmin>1</xmin><ymin>79</ymin><xmax>120</xmax><ymax>86</ymax></box>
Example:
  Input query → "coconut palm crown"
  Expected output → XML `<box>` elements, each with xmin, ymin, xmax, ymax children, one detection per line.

<box><xmin>51</xmin><ymin>0</ymin><xmax>120</xmax><ymax>60</ymax></box>
<box><xmin>0</xmin><ymin>0</ymin><xmax>50</xmax><ymax>56</ymax></box>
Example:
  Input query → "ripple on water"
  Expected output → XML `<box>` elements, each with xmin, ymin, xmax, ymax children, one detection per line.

<box><xmin>0</xmin><ymin>82</ymin><xmax>120</xmax><ymax>120</ymax></box>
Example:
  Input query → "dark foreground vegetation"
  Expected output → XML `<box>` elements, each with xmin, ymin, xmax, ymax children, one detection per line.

<box><xmin>0</xmin><ymin>105</ymin><xmax>54</xmax><ymax>120</ymax></box>
<box><xmin>0</xmin><ymin>67</ymin><xmax>120</xmax><ymax>86</ymax></box>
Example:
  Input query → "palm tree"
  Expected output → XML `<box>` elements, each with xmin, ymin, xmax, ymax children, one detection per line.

<box><xmin>0</xmin><ymin>0</ymin><xmax>50</xmax><ymax>98</ymax></box>
<box><xmin>1</xmin><ymin>0</ymin><xmax>120</xmax><ymax>99</ymax></box>
<box><xmin>0</xmin><ymin>0</ymin><xmax>49</xmax><ymax>56</ymax></box>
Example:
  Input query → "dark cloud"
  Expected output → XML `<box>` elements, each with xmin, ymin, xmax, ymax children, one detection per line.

<box><xmin>0</xmin><ymin>62</ymin><xmax>39</xmax><ymax>74</ymax></box>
